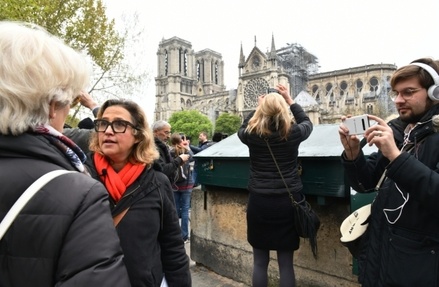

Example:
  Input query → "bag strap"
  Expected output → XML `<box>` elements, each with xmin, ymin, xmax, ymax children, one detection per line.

<box><xmin>0</xmin><ymin>170</ymin><xmax>75</xmax><ymax>240</ymax></box>
<box><xmin>264</xmin><ymin>138</ymin><xmax>299</xmax><ymax>205</ymax></box>
<box><xmin>113</xmin><ymin>207</ymin><xmax>129</xmax><ymax>227</ymax></box>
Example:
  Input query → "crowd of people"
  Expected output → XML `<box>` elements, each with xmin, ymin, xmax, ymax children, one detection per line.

<box><xmin>2</xmin><ymin>20</ymin><xmax>439</xmax><ymax>287</ymax></box>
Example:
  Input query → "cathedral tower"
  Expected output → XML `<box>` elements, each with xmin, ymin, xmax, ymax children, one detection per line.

<box><xmin>155</xmin><ymin>37</ymin><xmax>196</xmax><ymax>121</ymax></box>
<box><xmin>154</xmin><ymin>37</ymin><xmax>226</xmax><ymax>121</ymax></box>
<box><xmin>194</xmin><ymin>49</ymin><xmax>226</xmax><ymax>96</ymax></box>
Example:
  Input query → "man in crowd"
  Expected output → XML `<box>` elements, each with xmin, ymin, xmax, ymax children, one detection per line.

<box><xmin>339</xmin><ymin>58</ymin><xmax>439</xmax><ymax>286</ymax></box>
<box><xmin>152</xmin><ymin>120</ymin><xmax>189</xmax><ymax>184</ymax></box>
<box><xmin>189</xmin><ymin>131</ymin><xmax>213</xmax><ymax>186</ymax></box>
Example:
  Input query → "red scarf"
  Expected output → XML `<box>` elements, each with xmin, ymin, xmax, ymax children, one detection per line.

<box><xmin>94</xmin><ymin>153</ymin><xmax>146</xmax><ymax>202</ymax></box>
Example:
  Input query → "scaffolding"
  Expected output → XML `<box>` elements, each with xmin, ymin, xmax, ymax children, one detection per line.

<box><xmin>276</xmin><ymin>43</ymin><xmax>319</xmax><ymax>97</ymax></box>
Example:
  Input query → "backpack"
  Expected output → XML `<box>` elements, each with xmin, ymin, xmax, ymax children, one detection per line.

<box><xmin>176</xmin><ymin>164</ymin><xmax>189</xmax><ymax>184</ymax></box>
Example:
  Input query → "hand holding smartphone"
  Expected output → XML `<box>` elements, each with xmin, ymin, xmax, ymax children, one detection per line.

<box><xmin>267</xmin><ymin>88</ymin><xmax>280</xmax><ymax>94</ymax></box>
<box><xmin>343</xmin><ymin>114</ymin><xmax>370</xmax><ymax>135</ymax></box>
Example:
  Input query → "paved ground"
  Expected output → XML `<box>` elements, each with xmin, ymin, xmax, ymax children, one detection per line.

<box><xmin>185</xmin><ymin>242</ymin><xmax>249</xmax><ymax>287</ymax></box>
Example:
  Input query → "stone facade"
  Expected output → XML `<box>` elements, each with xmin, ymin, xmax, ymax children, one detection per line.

<box><xmin>154</xmin><ymin>37</ymin><xmax>232</xmax><ymax>123</ymax></box>
<box><xmin>308</xmin><ymin>64</ymin><xmax>397</xmax><ymax>124</ymax></box>
<box><xmin>154</xmin><ymin>36</ymin><xmax>398</xmax><ymax>124</ymax></box>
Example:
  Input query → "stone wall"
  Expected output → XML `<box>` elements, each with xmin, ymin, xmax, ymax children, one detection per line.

<box><xmin>190</xmin><ymin>185</ymin><xmax>361</xmax><ymax>287</ymax></box>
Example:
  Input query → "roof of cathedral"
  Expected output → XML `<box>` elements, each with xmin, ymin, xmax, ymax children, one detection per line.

<box><xmin>294</xmin><ymin>90</ymin><xmax>318</xmax><ymax>107</ymax></box>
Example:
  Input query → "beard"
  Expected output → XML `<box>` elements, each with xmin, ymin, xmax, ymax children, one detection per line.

<box><xmin>400</xmin><ymin>111</ymin><xmax>427</xmax><ymax>123</ymax></box>
<box><xmin>399</xmin><ymin>99</ymin><xmax>434</xmax><ymax>124</ymax></box>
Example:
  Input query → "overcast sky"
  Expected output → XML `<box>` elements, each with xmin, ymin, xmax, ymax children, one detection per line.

<box><xmin>104</xmin><ymin>0</ymin><xmax>438</xmax><ymax>121</ymax></box>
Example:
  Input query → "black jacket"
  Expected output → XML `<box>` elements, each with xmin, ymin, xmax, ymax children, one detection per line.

<box><xmin>63</xmin><ymin>128</ymin><xmax>93</xmax><ymax>153</ymax></box>
<box><xmin>0</xmin><ymin>133</ymin><xmax>130</xmax><ymax>287</ymax></box>
<box><xmin>342</xmin><ymin>105</ymin><xmax>439</xmax><ymax>286</ymax></box>
<box><xmin>86</xmin><ymin>157</ymin><xmax>191</xmax><ymax>287</ymax></box>
<box><xmin>154</xmin><ymin>137</ymin><xmax>183</xmax><ymax>184</ymax></box>
<box><xmin>238</xmin><ymin>103</ymin><xmax>313</xmax><ymax>196</ymax></box>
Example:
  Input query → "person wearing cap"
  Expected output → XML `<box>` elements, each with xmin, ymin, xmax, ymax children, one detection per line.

<box><xmin>339</xmin><ymin>58</ymin><xmax>439</xmax><ymax>286</ymax></box>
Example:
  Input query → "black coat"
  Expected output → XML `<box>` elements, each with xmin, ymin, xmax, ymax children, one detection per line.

<box><xmin>238</xmin><ymin>103</ymin><xmax>313</xmax><ymax>196</ymax></box>
<box><xmin>86</xmin><ymin>156</ymin><xmax>191</xmax><ymax>287</ymax></box>
<box><xmin>154</xmin><ymin>137</ymin><xmax>183</xmax><ymax>184</ymax></box>
<box><xmin>343</xmin><ymin>105</ymin><xmax>439</xmax><ymax>286</ymax></box>
<box><xmin>0</xmin><ymin>133</ymin><xmax>130</xmax><ymax>287</ymax></box>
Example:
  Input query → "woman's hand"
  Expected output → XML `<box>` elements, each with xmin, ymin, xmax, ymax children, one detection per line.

<box><xmin>276</xmin><ymin>84</ymin><xmax>294</xmax><ymax>105</ymax></box>
<box><xmin>179</xmin><ymin>153</ymin><xmax>190</xmax><ymax>165</ymax></box>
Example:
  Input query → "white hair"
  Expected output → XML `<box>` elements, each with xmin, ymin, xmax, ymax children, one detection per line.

<box><xmin>152</xmin><ymin>120</ymin><xmax>171</xmax><ymax>132</ymax></box>
<box><xmin>0</xmin><ymin>21</ymin><xmax>89</xmax><ymax>135</ymax></box>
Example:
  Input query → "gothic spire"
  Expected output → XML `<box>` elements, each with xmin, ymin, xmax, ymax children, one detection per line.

<box><xmin>268</xmin><ymin>33</ymin><xmax>277</xmax><ymax>60</ymax></box>
<box><xmin>238</xmin><ymin>42</ymin><xmax>245</xmax><ymax>68</ymax></box>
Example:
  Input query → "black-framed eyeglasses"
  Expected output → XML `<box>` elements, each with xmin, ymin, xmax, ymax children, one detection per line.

<box><xmin>94</xmin><ymin>119</ymin><xmax>139</xmax><ymax>133</ymax></box>
<box><xmin>389</xmin><ymin>88</ymin><xmax>423</xmax><ymax>102</ymax></box>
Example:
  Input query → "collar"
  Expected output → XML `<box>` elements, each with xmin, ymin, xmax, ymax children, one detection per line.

<box><xmin>400</xmin><ymin>104</ymin><xmax>439</xmax><ymax>147</ymax></box>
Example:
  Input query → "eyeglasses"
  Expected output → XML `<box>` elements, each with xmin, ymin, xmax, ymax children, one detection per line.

<box><xmin>389</xmin><ymin>88</ymin><xmax>423</xmax><ymax>101</ymax></box>
<box><xmin>94</xmin><ymin>119</ymin><xmax>139</xmax><ymax>133</ymax></box>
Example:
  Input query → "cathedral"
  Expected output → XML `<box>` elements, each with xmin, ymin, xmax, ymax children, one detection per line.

<box><xmin>154</xmin><ymin>35</ymin><xmax>397</xmax><ymax>125</ymax></box>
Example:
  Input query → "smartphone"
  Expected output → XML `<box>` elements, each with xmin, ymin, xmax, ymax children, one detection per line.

<box><xmin>267</xmin><ymin>88</ymin><xmax>280</xmax><ymax>94</ymax></box>
<box><xmin>343</xmin><ymin>114</ymin><xmax>370</xmax><ymax>135</ymax></box>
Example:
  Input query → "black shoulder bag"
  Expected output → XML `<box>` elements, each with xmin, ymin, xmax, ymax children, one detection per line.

<box><xmin>265</xmin><ymin>138</ymin><xmax>320</xmax><ymax>258</ymax></box>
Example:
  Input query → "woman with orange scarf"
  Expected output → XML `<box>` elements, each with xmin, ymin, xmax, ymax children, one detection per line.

<box><xmin>86</xmin><ymin>99</ymin><xmax>191</xmax><ymax>287</ymax></box>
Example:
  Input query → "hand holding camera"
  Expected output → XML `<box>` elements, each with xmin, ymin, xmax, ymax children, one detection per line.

<box><xmin>267</xmin><ymin>88</ymin><xmax>280</xmax><ymax>94</ymax></box>
<box><xmin>179</xmin><ymin>153</ymin><xmax>190</xmax><ymax>164</ymax></box>
<box><xmin>273</xmin><ymin>84</ymin><xmax>294</xmax><ymax>105</ymax></box>
<box><xmin>343</xmin><ymin>114</ymin><xmax>371</xmax><ymax>135</ymax></box>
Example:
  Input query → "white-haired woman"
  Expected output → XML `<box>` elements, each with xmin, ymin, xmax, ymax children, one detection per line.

<box><xmin>0</xmin><ymin>21</ymin><xmax>130</xmax><ymax>286</ymax></box>
<box><xmin>238</xmin><ymin>84</ymin><xmax>313</xmax><ymax>287</ymax></box>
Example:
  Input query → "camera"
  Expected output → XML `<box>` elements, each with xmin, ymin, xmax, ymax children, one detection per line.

<box><xmin>267</xmin><ymin>88</ymin><xmax>280</xmax><ymax>94</ymax></box>
<box><xmin>343</xmin><ymin>114</ymin><xmax>370</xmax><ymax>135</ymax></box>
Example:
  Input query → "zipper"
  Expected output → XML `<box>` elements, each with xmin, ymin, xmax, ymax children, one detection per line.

<box><xmin>113</xmin><ymin>184</ymin><xmax>141</xmax><ymax>210</ymax></box>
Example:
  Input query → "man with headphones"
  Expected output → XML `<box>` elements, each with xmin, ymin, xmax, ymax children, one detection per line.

<box><xmin>338</xmin><ymin>58</ymin><xmax>439</xmax><ymax>287</ymax></box>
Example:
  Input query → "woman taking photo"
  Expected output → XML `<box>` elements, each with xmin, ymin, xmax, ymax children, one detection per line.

<box><xmin>86</xmin><ymin>99</ymin><xmax>191</xmax><ymax>287</ymax></box>
<box><xmin>169</xmin><ymin>133</ymin><xmax>194</xmax><ymax>243</ymax></box>
<box><xmin>238</xmin><ymin>84</ymin><xmax>313</xmax><ymax>287</ymax></box>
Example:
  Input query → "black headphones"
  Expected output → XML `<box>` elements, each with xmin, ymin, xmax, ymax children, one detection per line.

<box><xmin>410</xmin><ymin>62</ymin><xmax>439</xmax><ymax>101</ymax></box>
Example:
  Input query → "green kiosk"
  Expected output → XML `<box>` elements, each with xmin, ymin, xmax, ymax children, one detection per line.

<box><xmin>194</xmin><ymin>124</ymin><xmax>377</xmax><ymax>277</ymax></box>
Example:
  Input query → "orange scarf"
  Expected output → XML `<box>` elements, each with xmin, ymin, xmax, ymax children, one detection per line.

<box><xmin>94</xmin><ymin>153</ymin><xmax>146</xmax><ymax>202</ymax></box>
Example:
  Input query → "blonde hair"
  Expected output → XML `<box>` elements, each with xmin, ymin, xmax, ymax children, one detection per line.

<box><xmin>89</xmin><ymin>99</ymin><xmax>159</xmax><ymax>165</ymax></box>
<box><xmin>0</xmin><ymin>21</ymin><xmax>89</xmax><ymax>135</ymax></box>
<box><xmin>245</xmin><ymin>93</ymin><xmax>293</xmax><ymax>140</ymax></box>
